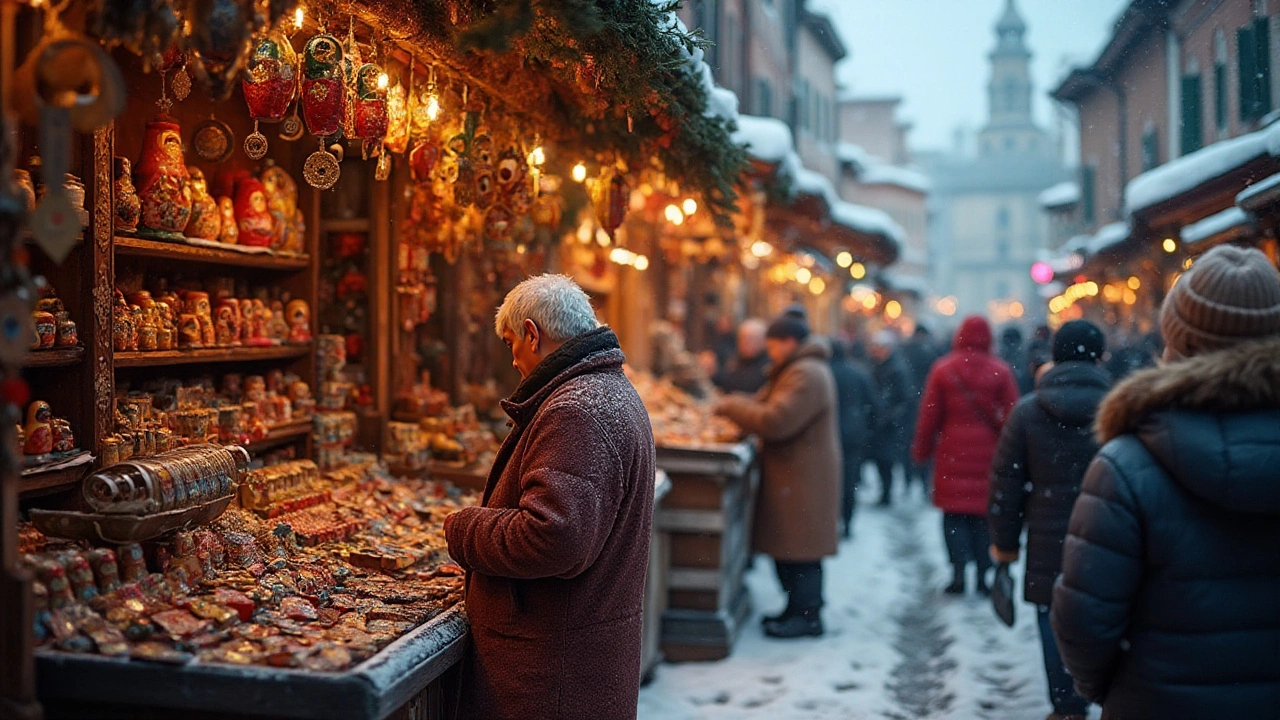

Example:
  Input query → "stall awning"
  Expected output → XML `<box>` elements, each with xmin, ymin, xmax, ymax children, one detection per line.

<box><xmin>831</xmin><ymin>201</ymin><xmax>906</xmax><ymax>253</ymax></box>
<box><xmin>1236</xmin><ymin>171</ymin><xmax>1280</xmax><ymax>212</ymax></box>
<box><xmin>1086</xmin><ymin>221</ymin><xmax>1132</xmax><ymax>256</ymax></box>
<box><xmin>732</xmin><ymin>115</ymin><xmax>797</xmax><ymax>167</ymax></box>
<box><xmin>1180</xmin><ymin>206</ymin><xmax>1255</xmax><ymax>247</ymax></box>
<box><xmin>1039</xmin><ymin>181</ymin><xmax>1081</xmax><ymax>210</ymax></box>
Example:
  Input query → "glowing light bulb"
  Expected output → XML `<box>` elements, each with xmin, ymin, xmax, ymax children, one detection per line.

<box><xmin>528</xmin><ymin>146</ymin><xmax>546</xmax><ymax>166</ymax></box>
<box><xmin>294</xmin><ymin>6</ymin><xmax>304</xmax><ymax>29</ymax></box>
<box><xmin>795</xmin><ymin>267</ymin><xmax>812</xmax><ymax>285</ymax></box>
<box><xmin>634</xmin><ymin>255</ymin><xmax>650</xmax><ymax>271</ymax></box>
<box><xmin>885</xmin><ymin>300</ymin><xmax>903</xmax><ymax>320</ymax></box>
<box><xmin>808</xmin><ymin>277</ymin><xmax>826</xmax><ymax>295</ymax></box>
<box><xmin>682</xmin><ymin>198</ymin><xmax>697</xmax><ymax>216</ymax></box>
<box><xmin>1162</xmin><ymin>238</ymin><xmax>1177</xmax><ymax>253</ymax></box>
<box><xmin>836</xmin><ymin>251</ymin><xmax>852</xmax><ymax>268</ymax></box>
<box><xmin>572</xmin><ymin>163</ymin><xmax>587</xmax><ymax>183</ymax></box>
<box><xmin>425</xmin><ymin>94</ymin><xmax>440</xmax><ymax>121</ymax></box>
<box><xmin>849</xmin><ymin>262</ymin><xmax>866</xmax><ymax>280</ymax></box>
<box><xmin>377</xmin><ymin>73</ymin><xmax>389</xmax><ymax>90</ymax></box>
<box><xmin>664</xmin><ymin>204</ymin><xmax>684</xmax><ymax>225</ymax></box>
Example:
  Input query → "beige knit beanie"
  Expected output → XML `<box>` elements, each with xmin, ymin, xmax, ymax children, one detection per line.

<box><xmin>1160</xmin><ymin>244</ymin><xmax>1280</xmax><ymax>358</ymax></box>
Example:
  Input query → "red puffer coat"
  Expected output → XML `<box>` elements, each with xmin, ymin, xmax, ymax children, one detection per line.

<box><xmin>912</xmin><ymin>316</ymin><xmax>1019</xmax><ymax>516</ymax></box>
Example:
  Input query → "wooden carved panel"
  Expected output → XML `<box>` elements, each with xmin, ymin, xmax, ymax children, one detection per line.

<box><xmin>91</xmin><ymin>126</ymin><xmax>115</xmax><ymax>457</ymax></box>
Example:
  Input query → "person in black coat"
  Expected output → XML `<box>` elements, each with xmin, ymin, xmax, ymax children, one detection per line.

<box><xmin>829</xmin><ymin>339</ymin><xmax>881</xmax><ymax>537</ymax></box>
<box><xmin>899</xmin><ymin>326</ymin><xmax>940</xmax><ymax>490</ymax></box>
<box><xmin>989</xmin><ymin>320</ymin><xmax>1111</xmax><ymax>720</ymax></box>
<box><xmin>869</xmin><ymin>330</ymin><xmax>912</xmax><ymax>506</ymax></box>
<box><xmin>1052</xmin><ymin>245</ymin><xmax>1280</xmax><ymax>720</ymax></box>
<box><xmin>712</xmin><ymin>318</ymin><xmax>770</xmax><ymax>395</ymax></box>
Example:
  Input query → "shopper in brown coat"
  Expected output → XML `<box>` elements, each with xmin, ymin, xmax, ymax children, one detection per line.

<box><xmin>714</xmin><ymin>312</ymin><xmax>841</xmax><ymax>639</ymax></box>
<box><xmin>445</xmin><ymin>275</ymin><xmax>656</xmax><ymax>720</ymax></box>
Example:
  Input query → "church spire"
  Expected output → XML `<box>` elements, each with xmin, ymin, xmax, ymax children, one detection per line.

<box><xmin>993</xmin><ymin>0</ymin><xmax>1030</xmax><ymax>57</ymax></box>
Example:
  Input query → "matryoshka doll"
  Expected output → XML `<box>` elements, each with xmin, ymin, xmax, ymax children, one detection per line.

<box><xmin>217</xmin><ymin>196</ymin><xmax>239</xmax><ymax>244</ymax></box>
<box><xmin>285</xmin><ymin>298</ymin><xmax>311</xmax><ymax>344</ymax></box>
<box><xmin>23</xmin><ymin>401</ymin><xmax>53</xmax><ymax>456</ymax></box>
<box><xmin>215</xmin><ymin>297</ymin><xmax>242</xmax><ymax>346</ymax></box>
<box><xmin>185</xmin><ymin>291</ymin><xmax>215</xmax><ymax>347</ymax></box>
<box><xmin>242</xmin><ymin>30</ymin><xmax>298</xmax><ymax>159</ymax></box>
<box><xmin>184</xmin><ymin>167</ymin><xmax>221</xmax><ymax>240</ymax></box>
<box><xmin>353</xmin><ymin>63</ymin><xmax>388</xmax><ymax>142</ymax></box>
<box><xmin>134</xmin><ymin>115</ymin><xmax>192</xmax><ymax>239</ymax></box>
<box><xmin>260</xmin><ymin>163</ymin><xmax>298</xmax><ymax>250</ymax></box>
<box><xmin>234</xmin><ymin>173</ymin><xmax>274</xmax><ymax>247</ymax></box>
<box><xmin>52</xmin><ymin>418</ymin><xmax>74</xmax><ymax>454</ymax></box>
<box><xmin>87</xmin><ymin>548</ymin><xmax>121</xmax><ymax>593</ymax></box>
<box><xmin>301</xmin><ymin>34</ymin><xmax>345</xmax><ymax>139</ymax></box>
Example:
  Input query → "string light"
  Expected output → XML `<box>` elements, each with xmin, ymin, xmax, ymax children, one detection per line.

<box><xmin>664</xmin><ymin>204</ymin><xmax>684</xmax><ymax>225</ymax></box>
<box><xmin>849</xmin><ymin>262</ymin><xmax>866</xmax><ymax>280</ymax></box>
<box><xmin>885</xmin><ymin>300</ymin><xmax>903</xmax><ymax>319</ymax></box>
<box><xmin>294</xmin><ymin>5</ymin><xmax>304</xmax><ymax>29</ymax></box>
<box><xmin>572</xmin><ymin>163</ymin><xmax>587</xmax><ymax>183</ymax></box>
<box><xmin>425</xmin><ymin>94</ymin><xmax>440</xmax><ymax>121</ymax></box>
<box><xmin>377</xmin><ymin>73</ymin><xmax>389</xmax><ymax>90</ymax></box>
<box><xmin>795</xmin><ymin>267</ymin><xmax>812</xmax><ymax>285</ymax></box>
<box><xmin>682</xmin><ymin>198</ymin><xmax>697</xmax><ymax>215</ymax></box>
<box><xmin>528</xmin><ymin>146</ymin><xmax>546</xmax><ymax>166</ymax></box>
<box><xmin>836</xmin><ymin>251</ymin><xmax>852</xmax><ymax>268</ymax></box>
<box><xmin>808</xmin><ymin>277</ymin><xmax>826</xmax><ymax>295</ymax></box>
<box><xmin>634</xmin><ymin>255</ymin><xmax>650</xmax><ymax>271</ymax></box>
<box><xmin>1162</xmin><ymin>238</ymin><xmax>1177</xmax><ymax>253</ymax></box>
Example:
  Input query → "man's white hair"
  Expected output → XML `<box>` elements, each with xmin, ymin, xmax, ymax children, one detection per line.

<box><xmin>494</xmin><ymin>274</ymin><xmax>601</xmax><ymax>342</ymax></box>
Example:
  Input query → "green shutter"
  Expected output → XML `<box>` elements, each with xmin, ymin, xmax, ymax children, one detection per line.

<box><xmin>1081</xmin><ymin>165</ymin><xmax>1096</xmax><ymax>225</ymax></box>
<box><xmin>1215</xmin><ymin>63</ymin><xmax>1228</xmax><ymax>131</ymax></box>
<box><xmin>1182</xmin><ymin>74</ymin><xmax>1203</xmax><ymax>155</ymax></box>
<box><xmin>1254</xmin><ymin>17</ymin><xmax>1272</xmax><ymax>117</ymax></box>
<box><xmin>1240</xmin><ymin>24</ymin><xmax>1258</xmax><ymax>121</ymax></box>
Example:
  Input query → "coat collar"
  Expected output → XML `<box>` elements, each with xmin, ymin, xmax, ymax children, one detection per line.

<box><xmin>500</xmin><ymin>327</ymin><xmax>624</xmax><ymax>428</ymax></box>
<box><xmin>1096</xmin><ymin>336</ymin><xmax>1280</xmax><ymax>443</ymax></box>
<box><xmin>769</xmin><ymin>336</ymin><xmax>832</xmax><ymax>380</ymax></box>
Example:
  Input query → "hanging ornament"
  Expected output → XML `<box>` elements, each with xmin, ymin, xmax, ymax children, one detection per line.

<box><xmin>446</xmin><ymin>110</ymin><xmax>493</xmax><ymax>209</ymax></box>
<box><xmin>384</xmin><ymin>75</ymin><xmax>408</xmax><ymax>154</ymax></box>
<box><xmin>280</xmin><ymin>103</ymin><xmax>304</xmax><ymax>141</ymax></box>
<box><xmin>591</xmin><ymin>169</ymin><xmax>629</xmax><ymax>238</ymax></box>
<box><xmin>243</xmin><ymin>30</ymin><xmax>298</xmax><ymax>160</ymax></box>
<box><xmin>375</xmin><ymin>149</ymin><xmax>391</xmax><ymax>181</ymax></box>
<box><xmin>301</xmin><ymin>34</ymin><xmax>344</xmax><ymax>189</ymax></box>
<box><xmin>191</xmin><ymin>117</ymin><xmax>234</xmax><ymax>163</ymax></box>
<box><xmin>340</xmin><ymin>19</ymin><xmax>364</xmax><ymax>140</ymax></box>
<box><xmin>409</xmin><ymin>140</ymin><xmax>440</xmax><ymax>183</ymax></box>
<box><xmin>354</xmin><ymin>64</ymin><xmax>389</xmax><ymax>150</ymax></box>
<box><xmin>484</xmin><ymin>205</ymin><xmax>513</xmax><ymax>243</ymax></box>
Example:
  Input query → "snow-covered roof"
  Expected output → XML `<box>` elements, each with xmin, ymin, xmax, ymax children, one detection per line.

<box><xmin>706</xmin><ymin>85</ymin><xmax>739</xmax><ymax>124</ymax></box>
<box><xmin>1236</xmin><ymin>171</ymin><xmax>1280</xmax><ymax>209</ymax></box>
<box><xmin>1086</xmin><ymin>221</ymin><xmax>1131</xmax><ymax>256</ymax></box>
<box><xmin>836</xmin><ymin>142</ymin><xmax>872</xmax><ymax>169</ymax></box>
<box><xmin>794</xmin><ymin>167</ymin><xmax>841</xmax><ymax>208</ymax></box>
<box><xmin>1039</xmin><ymin>181</ymin><xmax>1081</xmax><ymax>209</ymax></box>
<box><xmin>731</xmin><ymin>114</ymin><xmax>795</xmax><ymax>164</ymax></box>
<box><xmin>660</xmin><ymin>9</ymin><xmax>737</xmax><ymax>126</ymax></box>
<box><xmin>1061</xmin><ymin>233</ymin><xmax>1092</xmax><ymax>254</ymax></box>
<box><xmin>1180</xmin><ymin>206</ymin><xmax>1253</xmax><ymax>245</ymax></box>
<box><xmin>858</xmin><ymin>164</ymin><xmax>931</xmax><ymax>193</ymax></box>
<box><xmin>1125</xmin><ymin>121</ymin><xmax>1280</xmax><ymax>215</ymax></box>
<box><xmin>832</xmin><ymin>201</ymin><xmax>907</xmax><ymax>249</ymax></box>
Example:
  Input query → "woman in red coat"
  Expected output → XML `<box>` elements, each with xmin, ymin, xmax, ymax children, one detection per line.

<box><xmin>912</xmin><ymin>316</ymin><xmax>1019</xmax><ymax>595</ymax></box>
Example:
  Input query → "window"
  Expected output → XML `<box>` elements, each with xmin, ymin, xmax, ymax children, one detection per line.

<box><xmin>996</xmin><ymin>206</ymin><xmax>1010</xmax><ymax>230</ymax></box>
<box><xmin>754</xmin><ymin>77</ymin><xmax>773</xmax><ymax>117</ymax></box>
<box><xmin>1182</xmin><ymin>71</ymin><xmax>1203</xmax><ymax>154</ymax></box>
<box><xmin>1142</xmin><ymin>122</ymin><xmax>1161</xmax><ymax>170</ymax></box>
<box><xmin>1081</xmin><ymin>165</ymin><xmax>1096</xmax><ymax>225</ymax></box>
<box><xmin>1215</xmin><ymin>29</ymin><xmax>1229</xmax><ymax>136</ymax></box>
<box><xmin>1238</xmin><ymin>17</ymin><xmax>1272</xmax><ymax>123</ymax></box>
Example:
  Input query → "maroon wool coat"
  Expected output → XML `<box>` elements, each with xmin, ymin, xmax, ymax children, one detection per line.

<box><xmin>911</xmin><ymin>316</ymin><xmax>1019</xmax><ymax>516</ymax></box>
<box><xmin>444</xmin><ymin>345</ymin><xmax>656</xmax><ymax>720</ymax></box>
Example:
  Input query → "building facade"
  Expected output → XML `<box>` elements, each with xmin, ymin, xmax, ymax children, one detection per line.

<box><xmin>924</xmin><ymin>0</ymin><xmax>1068</xmax><ymax>323</ymax></box>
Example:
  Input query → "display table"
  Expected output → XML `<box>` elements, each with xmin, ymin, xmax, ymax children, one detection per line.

<box><xmin>654</xmin><ymin>441</ymin><xmax>758</xmax><ymax>662</ymax></box>
<box><xmin>640</xmin><ymin>470</ymin><xmax>672</xmax><ymax>683</ymax></box>
<box><xmin>35</xmin><ymin>608</ymin><xmax>468</xmax><ymax>720</ymax></box>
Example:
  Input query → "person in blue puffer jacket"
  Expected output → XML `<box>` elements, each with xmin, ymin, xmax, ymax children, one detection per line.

<box><xmin>1051</xmin><ymin>244</ymin><xmax>1280</xmax><ymax>720</ymax></box>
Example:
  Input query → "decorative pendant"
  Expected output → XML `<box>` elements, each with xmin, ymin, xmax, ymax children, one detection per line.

<box><xmin>353</xmin><ymin>64</ymin><xmax>389</xmax><ymax>141</ymax></box>
<box><xmin>301</xmin><ymin>35</ymin><xmax>344</xmax><ymax>138</ymax></box>
<box><xmin>191</xmin><ymin>118</ymin><xmax>234</xmax><ymax>163</ymax></box>
<box><xmin>280</xmin><ymin>107</ymin><xmax>304</xmax><ymax>141</ymax></box>
<box><xmin>375</xmin><ymin>148</ymin><xmax>391</xmax><ymax>181</ymax></box>
<box><xmin>304</xmin><ymin>148</ymin><xmax>340</xmax><ymax>190</ymax></box>
<box><xmin>244</xmin><ymin>120</ymin><xmax>268</xmax><ymax>160</ymax></box>
<box><xmin>172</xmin><ymin>65</ymin><xmax>192</xmax><ymax>102</ymax></box>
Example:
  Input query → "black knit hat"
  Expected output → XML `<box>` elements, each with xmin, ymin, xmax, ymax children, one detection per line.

<box><xmin>766</xmin><ymin>313</ymin><xmax>810</xmax><ymax>341</ymax></box>
<box><xmin>1052</xmin><ymin>320</ymin><xmax>1105</xmax><ymax>363</ymax></box>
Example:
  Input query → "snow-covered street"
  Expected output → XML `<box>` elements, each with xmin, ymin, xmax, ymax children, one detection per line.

<box><xmin>639</xmin><ymin>484</ymin><xmax>1098</xmax><ymax>720</ymax></box>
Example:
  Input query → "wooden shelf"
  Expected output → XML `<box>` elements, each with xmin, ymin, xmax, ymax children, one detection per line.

<box><xmin>22</xmin><ymin>346</ymin><xmax>86</xmax><ymax>368</ymax></box>
<box><xmin>244</xmin><ymin>419</ymin><xmax>314</xmax><ymax>454</ymax></box>
<box><xmin>114</xmin><ymin>235</ymin><xmax>311</xmax><ymax>271</ymax></box>
<box><xmin>115</xmin><ymin>343</ymin><xmax>312</xmax><ymax>368</ymax></box>
<box><xmin>320</xmin><ymin>218</ymin><xmax>371</xmax><ymax>233</ymax></box>
<box><xmin>20</xmin><ymin>463</ymin><xmax>90</xmax><ymax>499</ymax></box>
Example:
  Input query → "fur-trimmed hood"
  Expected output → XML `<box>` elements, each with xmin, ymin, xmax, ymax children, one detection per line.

<box><xmin>1096</xmin><ymin>336</ymin><xmax>1280</xmax><ymax>443</ymax></box>
<box><xmin>1096</xmin><ymin>337</ymin><xmax>1280</xmax><ymax>514</ymax></box>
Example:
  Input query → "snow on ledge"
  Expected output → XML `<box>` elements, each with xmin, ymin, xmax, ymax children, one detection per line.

<box><xmin>794</xmin><ymin>167</ymin><xmax>841</xmax><ymax>208</ymax></box>
<box><xmin>1236</xmin><ymin>171</ymin><xmax>1280</xmax><ymax>208</ymax></box>
<box><xmin>1039</xmin><ymin>181</ymin><xmax>1080</xmax><ymax>209</ymax></box>
<box><xmin>858</xmin><ymin>164</ymin><xmax>932</xmax><ymax>193</ymax></box>
<box><xmin>1125</xmin><ymin>121</ymin><xmax>1280</xmax><ymax>215</ymax></box>
<box><xmin>1180</xmin><ymin>206</ymin><xmax>1252</xmax><ymax>245</ymax></box>
<box><xmin>833</xmin><ymin>201</ymin><xmax>907</xmax><ymax>249</ymax></box>
<box><xmin>731</xmin><ymin>115</ymin><xmax>796</xmax><ymax>164</ymax></box>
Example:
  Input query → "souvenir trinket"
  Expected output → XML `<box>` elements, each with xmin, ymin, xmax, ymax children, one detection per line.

<box><xmin>184</xmin><ymin>167</ymin><xmax>221</xmax><ymax>240</ymax></box>
<box><xmin>593</xmin><ymin>170</ymin><xmax>629</xmax><ymax>238</ymax></box>
<box><xmin>31</xmin><ymin>310</ymin><xmax>55</xmax><ymax>349</ymax></box>
<box><xmin>36</xmin><ymin>560</ymin><xmax>73</xmax><ymax>609</ymax></box>
<box><xmin>61</xmin><ymin>553</ymin><xmax>98</xmax><ymax>601</ymax></box>
<box><xmin>243</xmin><ymin>31</ymin><xmax>298</xmax><ymax>160</ymax></box>
<box><xmin>185</xmin><ymin>291</ymin><xmax>215</xmax><ymax>347</ymax></box>
<box><xmin>217</xmin><ymin>197</ymin><xmax>239</xmax><ymax>244</ymax></box>
<box><xmin>118</xmin><ymin>543</ymin><xmax>147</xmax><ymax>583</ymax></box>
<box><xmin>215</xmin><ymin>298</ymin><xmax>243</xmax><ymax>346</ymax></box>
<box><xmin>13</xmin><ymin>168</ymin><xmax>35</xmax><ymax>212</ymax></box>
<box><xmin>353</xmin><ymin>64</ymin><xmax>389</xmax><ymax>145</ymax></box>
<box><xmin>234</xmin><ymin>174</ymin><xmax>274</xmax><ymax>247</ymax></box>
<box><xmin>23</xmin><ymin>401</ymin><xmax>53</xmax><ymax>455</ymax></box>
<box><xmin>384</xmin><ymin>77</ymin><xmax>408</xmax><ymax>154</ymax></box>
<box><xmin>55</xmin><ymin>311</ymin><xmax>77</xmax><ymax>347</ymax></box>
<box><xmin>178</xmin><ymin>313</ymin><xmax>203</xmax><ymax>349</ymax></box>
<box><xmin>52</xmin><ymin>418</ymin><xmax>74</xmax><ymax>453</ymax></box>
<box><xmin>112</xmin><ymin>157</ymin><xmax>140</xmax><ymax>232</ymax></box>
<box><xmin>191</xmin><ymin>118</ymin><xmax>234</xmax><ymax>163</ymax></box>
<box><xmin>260</xmin><ymin>163</ymin><xmax>298</xmax><ymax>249</ymax></box>
<box><xmin>134</xmin><ymin>115</ymin><xmax>191</xmax><ymax>240</ymax></box>
<box><xmin>285</xmin><ymin>299</ymin><xmax>311</xmax><ymax>344</ymax></box>
<box><xmin>87</xmin><ymin>548</ymin><xmax>121</xmax><ymax>593</ymax></box>
<box><xmin>301</xmin><ymin>34</ymin><xmax>344</xmax><ymax>190</ymax></box>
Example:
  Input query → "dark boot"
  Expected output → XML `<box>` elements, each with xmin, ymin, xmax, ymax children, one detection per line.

<box><xmin>761</xmin><ymin>606</ymin><xmax>795</xmax><ymax>627</ymax></box>
<box><xmin>764</xmin><ymin>610</ymin><xmax>823</xmax><ymax>639</ymax></box>
<box><xmin>943</xmin><ymin>565</ymin><xmax>965</xmax><ymax>595</ymax></box>
<box><xmin>975</xmin><ymin>566</ymin><xmax>991</xmax><ymax>596</ymax></box>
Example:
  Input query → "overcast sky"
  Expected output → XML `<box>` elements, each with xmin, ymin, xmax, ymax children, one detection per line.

<box><xmin>809</xmin><ymin>0</ymin><xmax>1129</xmax><ymax>154</ymax></box>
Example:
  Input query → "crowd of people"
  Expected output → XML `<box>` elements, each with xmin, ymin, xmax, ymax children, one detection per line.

<box><xmin>693</xmin><ymin>244</ymin><xmax>1280</xmax><ymax>720</ymax></box>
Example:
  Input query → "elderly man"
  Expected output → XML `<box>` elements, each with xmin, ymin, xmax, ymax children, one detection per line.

<box><xmin>444</xmin><ymin>274</ymin><xmax>656</xmax><ymax>720</ymax></box>
<box><xmin>713</xmin><ymin>318</ymin><xmax>770</xmax><ymax>394</ymax></box>
<box><xmin>714</xmin><ymin>312</ymin><xmax>840</xmax><ymax>639</ymax></box>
